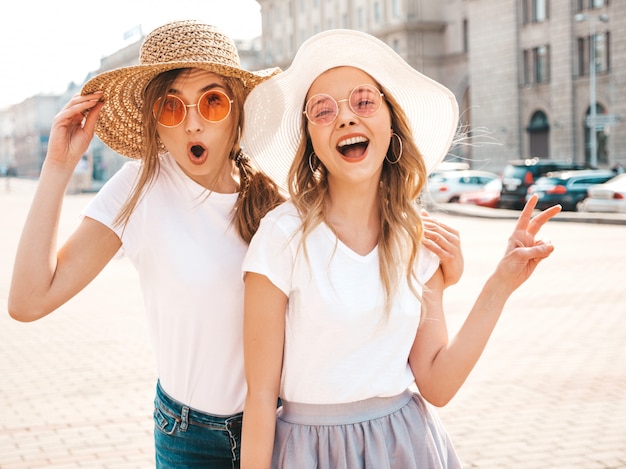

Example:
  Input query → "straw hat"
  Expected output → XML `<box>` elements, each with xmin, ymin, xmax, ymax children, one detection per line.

<box><xmin>242</xmin><ymin>29</ymin><xmax>459</xmax><ymax>191</ymax></box>
<box><xmin>81</xmin><ymin>20</ymin><xmax>280</xmax><ymax>159</ymax></box>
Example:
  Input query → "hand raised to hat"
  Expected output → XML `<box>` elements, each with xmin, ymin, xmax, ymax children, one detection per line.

<box><xmin>46</xmin><ymin>92</ymin><xmax>104</xmax><ymax>169</ymax></box>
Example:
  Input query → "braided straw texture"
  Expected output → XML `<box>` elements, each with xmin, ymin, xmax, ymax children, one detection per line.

<box><xmin>82</xmin><ymin>20</ymin><xmax>279</xmax><ymax>159</ymax></box>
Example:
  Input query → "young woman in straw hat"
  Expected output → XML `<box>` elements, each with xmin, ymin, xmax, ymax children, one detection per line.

<box><xmin>8</xmin><ymin>20</ymin><xmax>287</xmax><ymax>468</ymax></box>
<box><xmin>239</xmin><ymin>29</ymin><xmax>562</xmax><ymax>468</ymax></box>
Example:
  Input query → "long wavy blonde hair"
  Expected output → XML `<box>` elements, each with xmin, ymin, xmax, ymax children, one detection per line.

<box><xmin>288</xmin><ymin>84</ymin><xmax>428</xmax><ymax>312</ymax></box>
<box><xmin>113</xmin><ymin>68</ymin><xmax>284</xmax><ymax>243</ymax></box>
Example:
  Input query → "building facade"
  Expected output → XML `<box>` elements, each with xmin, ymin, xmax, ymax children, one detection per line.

<box><xmin>258</xmin><ymin>0</ymin><xmax>624</xmax><ymax>172</ymax></box>
<box><xmin>4</xmin><ymin>95</ymin><xmax>60</xmax><ymax>178</ymax></box>
<box><xmin>2</xmin><ymin>0</ymin><xmax>623</xmax><ymax>182</ymax></box>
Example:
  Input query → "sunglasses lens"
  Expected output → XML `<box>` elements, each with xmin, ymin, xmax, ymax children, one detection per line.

<box><xmin>306</xmin><ymin>95</ymin><xmax>338</xmax><ymax>126</ymax></box>
<box><xmin>350</xmin><ymin>85</ymin><xmax>381</xmax><ymax>117</ymax></box>
<box><xmin>198</xmin><ymin>90</ymin><xmax>232</xmax><ymax>122</ymax></box>
<box><xmin>155</xmin><ymin>95</ymin><xmax>186</xmax><ymax>127</ymax></box>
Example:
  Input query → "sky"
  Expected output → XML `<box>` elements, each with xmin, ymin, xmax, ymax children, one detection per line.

<box><xmin>0</xmin><ymin>0</ymin><xmax>262</xmax><ymax>109</ymax></box>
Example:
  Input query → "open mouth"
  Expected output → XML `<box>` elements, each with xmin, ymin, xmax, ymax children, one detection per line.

<box><xmin>190</xmin><ymin>144</ymin><xmax>206</xmax><ymax>158</ymax></box>
<box><xmin>337</xmin><ymin>136</ymin><xmax>369</xmax><ymax>159</ymax></box>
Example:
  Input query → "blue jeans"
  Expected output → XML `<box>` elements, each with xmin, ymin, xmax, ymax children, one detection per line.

<box><xmin>153</xmin><ymin>381</ymin><xmax>242</xmax><ymax>468</ymax></box>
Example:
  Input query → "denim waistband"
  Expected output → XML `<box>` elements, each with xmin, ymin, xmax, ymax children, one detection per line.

<box><xmin>155</xmin><ymin>380</ymin><xmax>242</xmax><ymax>430</ymax></box>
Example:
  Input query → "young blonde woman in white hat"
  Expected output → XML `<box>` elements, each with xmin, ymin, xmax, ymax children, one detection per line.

<box><xmin>239</xmin><ymin>29</ymin><xmax>562</xmax><ymax>468</ymax></box>
<box><xmin>8</xmin><ymin>20</ymin><xmax>287</xmax><ymax>468</ymax></box>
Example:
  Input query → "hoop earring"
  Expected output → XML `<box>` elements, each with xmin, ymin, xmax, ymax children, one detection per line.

<box><xmin>308</xmin><ymin>152</ymin><xmax>319</xmax><ymax>173</ymax></box>
<box><xmin>386</xmin><ymin>133</ymin><xmax>403</xmax><ymax>164</ymax></box>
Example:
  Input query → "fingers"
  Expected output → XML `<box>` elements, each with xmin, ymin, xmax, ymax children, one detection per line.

<box><xmin>422</xmin><ymin>213</ymin><xmax>459</xmax><ymax>245</ymax></box>
<box><xmin>528</xmin><ymin>204</ymin><xmax>562</xmax><ymax>236</ymax></box>
<box><xmin>513</xmin><ymin>193</ymin><xmax>538</xmax><ymax>232</ymax></box>
<box><xmin>514</xmin><ymin>194</ymin><xmax>562</xmax><ymax>237</ymax></box>
<box><xmin>46</xmin><ymin>92</ymin><xmax>104</xmax><ymax>166</ymax></box>
<box><xmin>421</xmin><ymin>214</ymin><xmax>464</xmax><ymax>287</ymax></box>
<box><xmin>72</xmin><ymin>91</ymin><xmax>104</xmax><ymax>117</ymax></box>
<box><xmin>518</xmin><ymin>241</ymin><xmax>555</xmax><ymax>260</ymax></box>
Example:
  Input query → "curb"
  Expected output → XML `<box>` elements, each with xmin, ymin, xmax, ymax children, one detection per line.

<box><xmin>431</xmin><ymin>203</ymin><xmax>626</xmax><ymax>226</ymax></box>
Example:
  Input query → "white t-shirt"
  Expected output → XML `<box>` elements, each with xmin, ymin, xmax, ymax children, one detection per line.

<box><xmin>243</xmin><ymin>201</ymin><xmax>440</xmax><ymax>404</ymax></box>
<box><xmin>83</xmin><ymin>153</ymin><xmax>248</xmax><ymax>415</ymax></box>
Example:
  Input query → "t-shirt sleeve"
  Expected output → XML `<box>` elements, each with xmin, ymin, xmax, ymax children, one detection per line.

<box><xmin>242</xmin><ymin>207</ymin><xmax>295</xmax><ymax>296</ymax></box>
<box><xmin>417</xmin><ymin>246</ymin><xmax>441</xmax><ymax>284</ymax></box>
<box><xmin>81</xmin><ymin>161</ymin><xmax>140</xmax><ymax>258</ymax></box>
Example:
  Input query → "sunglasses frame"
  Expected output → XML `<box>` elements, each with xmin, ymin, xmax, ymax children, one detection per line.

<box><xmin>303</xmin><ymin>84</ymin><xmax>384</xmax><ymax>126</ymax></box>
<box><xmin>153</xmin><ymin>89</ymin><xmax>234</xmax><ymax>127</ymax></box>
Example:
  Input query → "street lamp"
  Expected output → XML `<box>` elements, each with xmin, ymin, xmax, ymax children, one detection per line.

<box><xmin>575</xmin><ymin>12</ymin><xmax>609</xmax><ymax>168</ymax></box>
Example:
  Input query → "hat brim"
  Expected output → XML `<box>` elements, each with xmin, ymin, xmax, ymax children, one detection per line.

<box><xmin>242</xmin><ymin>29</ymin><xmax>459</xmax><ymax>192</ymax></box>
<box><xmin>82</xmin><ymin>62</ymin><xmax>279</xmax><ymax>159</ymax></box>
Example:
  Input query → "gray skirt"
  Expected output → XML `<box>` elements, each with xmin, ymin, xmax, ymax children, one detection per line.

<box><xmin>272</xmin><ymin>389</ymin><xmax>462</xmax><ymax>469</ymax></box>
<box><xmin>272</xmin><ymin>389</ymin><xmax>462</xmax><ymax>468</ymax></box>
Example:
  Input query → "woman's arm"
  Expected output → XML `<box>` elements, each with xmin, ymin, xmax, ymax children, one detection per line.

<box><xmin>241</xmin><ymin>272</ymin><xmax>287</xmax><ymax>469</ymax></box>
<box><xmin>8</xmin><ymin>93</ymin><xmax>121</xmax><ymax>321</ymax></box>
<box><xmin>410</xmin><ymin>195</ymin><xmax>561</xmax><ymax>406</ymax></box>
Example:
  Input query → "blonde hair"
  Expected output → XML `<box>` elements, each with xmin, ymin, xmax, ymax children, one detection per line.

<box><xmin>288</xmin><ymin>85</ymin><xmax>427</xmax><ymax>312</ymax></box>
<box><xmin>113</xmin><ymin>68</ymin><xmax>284</xmax><ymax>243</ymax></box>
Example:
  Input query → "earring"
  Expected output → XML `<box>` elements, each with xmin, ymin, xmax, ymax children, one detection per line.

<box><xmin>386</xmin><ymin>133</ymin><xmax>403</xmax><ymax>164</ymax></box>
<box><xmin>308</xmin><ymin>152</ymin><xmax>319</xmax><ymax>173</ymax></box>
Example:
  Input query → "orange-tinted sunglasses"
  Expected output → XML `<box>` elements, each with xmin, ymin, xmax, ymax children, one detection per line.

<box><xmin>153</xmin><ymin>89</ymin><xmax>234</xmax><ymax>127</ymax></box>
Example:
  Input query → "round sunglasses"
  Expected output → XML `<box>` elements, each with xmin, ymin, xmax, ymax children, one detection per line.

<box><xmin>153</xmin><ymin>89</ymin><xmax>234</xmax><ymax>127</ymax></box>
<box><xmin>304</xmin><ymin>84</ymin><xmax>384</xmax><ymax>126</ymax></box>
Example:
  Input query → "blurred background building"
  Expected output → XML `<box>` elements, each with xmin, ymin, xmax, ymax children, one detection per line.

<box><xmin>0</xmin><ymin>0</ymin><xmax>623</xmax><ymax>187</ymax></box>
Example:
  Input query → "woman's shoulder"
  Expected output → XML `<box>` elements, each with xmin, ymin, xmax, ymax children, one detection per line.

<box><xmin>96</xmin><ymin>160</ymin><xmax>141</xmax><ymax>194</ymax></box>
<box><xmin>263</xmin><ymin>199</ymin><xmax>298</xmax><ymax>220</ymax></box>
<box><xmin>256</xmin><ymin>200</ymin><xmax>301</xmax><ymax>236</ymax></box>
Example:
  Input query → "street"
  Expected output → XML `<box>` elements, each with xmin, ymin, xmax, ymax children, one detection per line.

<box><xmin>1</xmin><ymin>178</ymin><xmax>625</xmax><ymax>468</ymax></box>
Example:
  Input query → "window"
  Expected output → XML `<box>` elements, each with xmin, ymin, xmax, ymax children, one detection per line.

<box><xmin>577</xmin><ymin>32</ymin><xmax>611</xmax><ymax>77</ymax></box>
<box><xmin>392</xmin><ymin>0</ymin><xmax>400</xmax><ymax>17</ymax></box>
<box><xmin>576</xmin><ymin>0</ymin><xmax>609</xmax><ymax>10</ymax></box>
<box><xmin>535</xmin><ymin>46</ymin><xmax>549</xmax><ymax>83</ymax></box>
<box><xmin>522</xmin><ymin>0</ymin><xmax>549</xmax><ymax>24</ymax></box>
<box><xmin>358</xmin><ymin>7</ymin><xmax>365</xmax><ymax>28</ymax></box>
<box><xmin>463</xmin><ymin>19</ymin><xmax>469</xmax><ymax>53</ymax></box>
<box><xmin>374</xmin><ymin>2</ymin><xmax>381</xmax><ymax>23</ymax></box>
<box><xmin>522</xmin><ymin>45</ymin><xmax>551</xmax><ymax>85</ymax></box>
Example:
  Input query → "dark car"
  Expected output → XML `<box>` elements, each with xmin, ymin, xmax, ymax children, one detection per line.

<box><xmin>499</xmin><ymin>158</ymin><xmax>592</xmax><ymax>210</ymax></box>
<box><xmin>526</xmin><ymin>169</ymin><xmax>616</xmax><ymax>211</ymax></box>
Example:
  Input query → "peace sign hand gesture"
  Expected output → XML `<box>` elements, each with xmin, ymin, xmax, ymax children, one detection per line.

<box><xmin>494</xmin><ymin>193</ymin><xmax>562</xmax><ymax>294</ymax></box>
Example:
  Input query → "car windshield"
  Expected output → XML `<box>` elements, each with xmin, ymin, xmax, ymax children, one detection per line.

<box><xmin>482</xmin><ymin>179</ymin><xmax>502</xmax><ymax>190</ymax></box>
<box><xmin>534</xmin><ymin>177</ymin><xmax>562</xmax><ymax>185</ymax></box>
<box><xmin>503</xmin><ymin>166</ymin><xmax>529</xmax><ymax>179</ymax></box>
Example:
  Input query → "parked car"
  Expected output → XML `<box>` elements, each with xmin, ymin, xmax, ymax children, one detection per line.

<box><xmin>427</xmin><ymin>170</ymin><xmax>499</xmax><ymax>204</ymax></box>
<box><xmin>499</xmin><ymin>158</ymin><xmax>592</xmax><ymax>210</ymax></box>
<box><xmin>578</xmin><ymin>173</ymin><xmax>626</xmax><ymax>213</ymax></box>
<box><xmin>526</xmin><ymin>169</ymin><xmax>616</xmax><ymax>211</ymax></box>
<box><xmin>428</xmin><ymin>161</ymin><xmax>470</xmax><ymax>182</ymax></box>
<box><xmin>458</xmin><ymin>178</ymin><xmax>502</xmax><ymax>208</ymax></box>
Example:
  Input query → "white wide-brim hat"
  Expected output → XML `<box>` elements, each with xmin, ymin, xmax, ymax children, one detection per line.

<box><xmin>242</xmin><ymin>29</ymin><xmax>459</xmax><ymax>191</ymax></box>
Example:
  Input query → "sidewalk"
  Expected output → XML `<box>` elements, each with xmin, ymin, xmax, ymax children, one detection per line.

<box><xmin>2</xmin><ymin>178</ymin><xmax>625</xmax><ymax>468</ymax></box>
